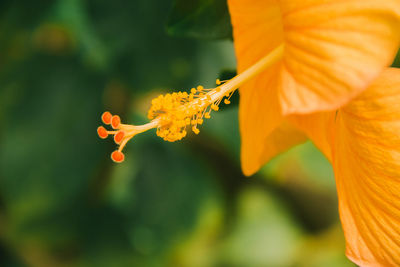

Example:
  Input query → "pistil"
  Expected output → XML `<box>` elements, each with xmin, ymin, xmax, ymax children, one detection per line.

<box><xmin>97</xmin><ymin>44</ymin><xmax>284</xmax><ymax>162</ymax></box>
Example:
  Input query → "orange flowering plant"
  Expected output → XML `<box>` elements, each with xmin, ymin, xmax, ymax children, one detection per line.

<box><xmin>97</xmin><ymin>0</ymin><xmax>400</xmax><ymax>266</ymax></box>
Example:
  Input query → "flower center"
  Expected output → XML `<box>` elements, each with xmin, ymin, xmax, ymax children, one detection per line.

<box><xmin>98</xmin><ymin>44</ymin><xmax>284</xmax><ymax>162</ymax></box>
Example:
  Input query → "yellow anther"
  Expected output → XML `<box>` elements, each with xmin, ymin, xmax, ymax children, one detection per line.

<box><xmin>224</xmin><ymin>99</ymin><xmax>231</xmax><ymax>105</ymax></box>
<box><xmin>146</xmin><ymin>76</ymin><xmax>230</xmax><ymax>142</ymax></box>
<box><xmin>211</xmin><ymin>104</ymin><xmax>219</xmax><ymax>111</ymax></box>
<box><xmin>216</xmin><ymin>78</ymin><xmax>221</xmax><ymax>85</ymax></box>
<box><xmin>192</xmin><ymin>126</ymin><xmax>200</xmax><ymax>135</ymax></box>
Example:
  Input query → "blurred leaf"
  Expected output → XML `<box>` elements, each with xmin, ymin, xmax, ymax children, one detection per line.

<box><xmin>104</xmin><ymin>128</ymin><xmax>222</xmax><ymax>266</ymax></box>
<box><xmin>0</xmin><ymin>0</ymin><xmax>54</xmax><ymax>28</ymax></box>
<box><xmin>167</xmin><ymin>0</ymin><xmax>232</xmax><ymax>40</ymax></box>
<box><xmin>202</xmin><ymin>107</ymin><xmax>240</xmax><ymax>161</ymax></box>
<box><xmin>217</xmin><ymin>187</ymin><xmax>304</xmax><ymax>267</ymax></box>
<box><xmin>51</xmin><ymin>0</ymin><xmax>109</xmax><ymax>69</ymax></box>
<box><xmin>260</xmin><ymin>142</ymin><xmax>339</xmax><ymax>232</ymax></box>
<box><xmin>393</xmin><ymin>49</ymin><xmax>400</xmax><ymax>67</ymax></box>
<box><xmin>295</xmin><ymin>224</ymin><xmax>355</xmax><ymax>267</ymax></box>
<box><xmin>0</xmin><ymin>52</ymin><xmax>109</xmax><ymax>262</ymax></box>
<box><xmin>262</xmin><ymin>141</ymin><xmax>335</xmax><ymax>188</ymax></box>
<box><xmin>85</xmin><ymin>0</ymin><xmax>200</xmax><ymax>94</ymax></box>
<box><xmin>218</xmin><ymin>69</ymin><xmax>236</xmax><ymax>80</ymax></box>
<box><xmin>168</xmin><ymin>199</ymin><xmax>223</xmax><ymax>267</ymax></box>
<box><xmin>0</xmin><ymin>1</ymin><xmax>54</xmax><ymax>70</ymax></box>
<box><xmin>0</xmin><ymin>241</ymin><xmax>27</xmax><ymax>267</ymax></box>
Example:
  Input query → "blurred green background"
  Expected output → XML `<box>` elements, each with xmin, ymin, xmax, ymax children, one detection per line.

<box><xmin>1</xmin><ymin>0</ymin><xmax>399</xmax><ymax>266</ymax></box>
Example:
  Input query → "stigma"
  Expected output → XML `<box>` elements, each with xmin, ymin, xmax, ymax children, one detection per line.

<box><xmin>97</xmin><ymin>44</ymin><xmax>284</xmax><ymax>163</ymax></box>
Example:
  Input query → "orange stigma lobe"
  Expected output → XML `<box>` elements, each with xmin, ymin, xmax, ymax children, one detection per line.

<box><xmin>111</xmin><ymin>115</ymin><xmax>121</xmax><ymax>129</ymax></box>
<box><xmin>102</xmin><ymin>111</ymin><xmax>112</xmax><ymax>125</ymax></box>
<box><xmin>114</xmin><ymin>131</ymin><xmax>125</xmax><ymax>144</ymax></box>
<box><xmin>111</xmin><ymin>150</ymin><xmax>125</xmax><ymax>163</ymax></box>
<box><xmin>97</xmin><ymin>126</ymin><xmax>108</xmax><ymax>139</ymax></box>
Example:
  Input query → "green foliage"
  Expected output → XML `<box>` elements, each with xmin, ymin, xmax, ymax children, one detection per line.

<box><xmin>393</xmin><ymin>49</ymin><xmax>400</xmax><ymax>67</ymax></box>
<box><xmin>217</xmin><ymin>187</ymin><xmax>303</xmax><ymax>266</ymax></box>
<box><xmin>167</xmin><ymin>0</ymin><xmax>232</xmax><ymax>40</ymax></box>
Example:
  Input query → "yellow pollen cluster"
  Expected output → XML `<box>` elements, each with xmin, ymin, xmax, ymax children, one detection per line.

<box><xmin>147</xmin><ymin>82</ymin><xmax>232</xmax><ymax>142</ymax></box>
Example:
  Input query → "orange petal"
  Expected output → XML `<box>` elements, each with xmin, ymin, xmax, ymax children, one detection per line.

<box><xmin>239</xmin><ymin>66</ymin><xmax>285</xmax><ymax>176</ymax></box>
<box><xmin>228</xmin><ymin>0</ymin><xmax>400</xmax><ymax>116</ymax></box>
<box><xmin>241</xmin><ymin>120</ymin><xmax>308</xmax><ymax>176</ymax></box>
<box><xmin>288</xmin><ymin>112</ymin><xmax>335</xmax><ymax>162</ymax></box>
<box><xmin>228</xmin><ymin>0</ymin><xmax>286</xmax><ymax>173</ymax></box>
<box><xmin>332</xmin><ymin>68</ymin><xmax>400</xmax><ymax>266</ymax></box>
